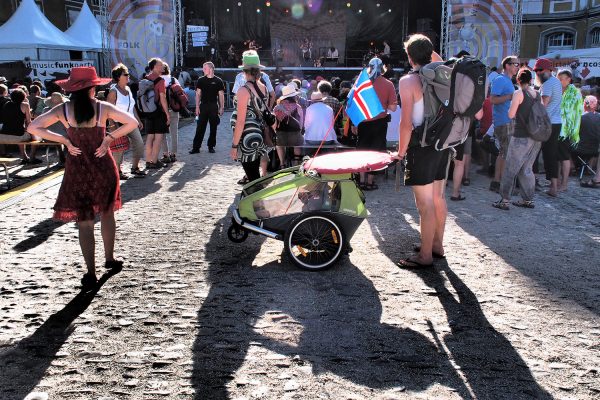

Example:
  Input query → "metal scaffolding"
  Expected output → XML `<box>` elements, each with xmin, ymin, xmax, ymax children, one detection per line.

<box><xmin>98</xmin><ymin>0</ymin><xmax>110</xmax><ymax>75</ymax></box>
<box><xmin>172</xmin><ymin>0</ymin><xmax>183</xmax><ymax>67</ymax></box>
<box><xmin>512</xmin><ymin>0</ymin><xmax>523</xmax><ymax>55</ymax></box>
<box><xmin>440</xmin><ymin>0</ymin><xmax>450</xmax><ymax>59</ymax></box>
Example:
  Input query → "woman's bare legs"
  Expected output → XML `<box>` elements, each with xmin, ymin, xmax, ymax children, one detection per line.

<box><xmin>77</xmin><ymin>220</ymin><xmax>96</xmax><ymax>277</ymax></box>
<box><xmin>101</xmin><ymin>211</ymin><xmax>116</xmax><ymax>262</ymax></box>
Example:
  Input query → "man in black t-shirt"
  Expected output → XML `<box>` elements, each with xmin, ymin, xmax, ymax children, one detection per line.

<box><xmin>190</xmin><ymin>62</ymin><xmax>225</xmax><ymax>154</ymax></box>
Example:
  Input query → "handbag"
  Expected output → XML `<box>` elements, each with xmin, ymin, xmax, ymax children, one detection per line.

<box><xmin>109</xmin><ymin>134</ymin><xmax>130</xmax><ymax>152</ymax></box>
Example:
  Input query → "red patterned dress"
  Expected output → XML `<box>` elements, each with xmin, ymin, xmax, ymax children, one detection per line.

<box><xmin>53</xmin><ymin>102</ymin><xmax>121</xmax><ymax>222</ymax></box>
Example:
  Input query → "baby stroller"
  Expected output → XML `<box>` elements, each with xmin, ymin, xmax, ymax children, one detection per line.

<box><xmin>228</xmin><ymin>151</ymin><xmax>392</xmax><ymax>270</ymax></box>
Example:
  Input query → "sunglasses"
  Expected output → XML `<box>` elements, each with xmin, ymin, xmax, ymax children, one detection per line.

<box><xmin>122</xmin><ymin>73</ymin><xmax>130</xmax><ymax>77</ymax></box>
<box><xmin>534</xmin><ymin>69</ymin><xmax>544</xmax><ymax>73</ymax></box>
<box><xmin>508</xmin><ymin>62</ymin><xmax>520</xmax><ymax>66</ymax></box>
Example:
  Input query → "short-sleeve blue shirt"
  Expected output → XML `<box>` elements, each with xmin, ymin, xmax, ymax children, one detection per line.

<box><xmin>541</xmin><ymin>75</ymin><xmax>563</xmax><ymax>124</ymax></box>
<box><xmin>490</xmin><ymin>74</ymin><xmax>515</xmax><ymax>127</ymax></box>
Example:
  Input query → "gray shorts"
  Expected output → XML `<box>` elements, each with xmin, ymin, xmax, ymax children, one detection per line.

<box><xmin>494</xmin><ymin>123</ymin><xmax>513</xmax><ymax>158</ymax></box>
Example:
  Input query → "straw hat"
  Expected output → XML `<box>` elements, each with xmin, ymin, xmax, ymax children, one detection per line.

<box><xmin>310</xmin><ymin>91</ymin><xmax>324</xmax><ymax>101</ymax></box>
<box><xmin>55</xmin><ymin>66</ymin><xmax>112</xmax><ymax>92</ymax></box>
<box><xmin>279</xmin><ymin>83</ymin><xmax>301</xmax><ymax>100</ymax></box>
<box><xmin>44</xmin><ymin>92</ymin><xmax>68</xmax><ymax>107</ymax></box>
<box><xmin>239</xmin><ymin>50</ymin><xmax>265</xmax><ymax>69</ymax></box>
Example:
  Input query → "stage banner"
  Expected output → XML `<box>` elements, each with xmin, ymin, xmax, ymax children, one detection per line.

<box><xmin>26</xmin><ymin>60</ymin><xmax>96</xmax><ymax>82</ymax></box>
<box><xmin>446</xmin><ymin>0</ymin><xmax>515</xmax><ymax>69</ymax></box>
<box><xmin>106</xmin><ymin>0</ymin><xmax>174</xmax><ymax>79</ymax></box>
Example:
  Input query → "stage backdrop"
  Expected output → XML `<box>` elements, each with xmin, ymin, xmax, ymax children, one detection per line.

<box><xmin>269</xmin><ymin>7</ymin><xmax>347</xmax><ymax>67</ymax></box>
<box><xmin>106</xmin><ymin>0</ymin><xmax>174</xmax><ymax>79</ymax></box>
<box><xmin>446</xmin><ymin>0</ymin><xmax>515</xmax><ymax>69</ymax></box>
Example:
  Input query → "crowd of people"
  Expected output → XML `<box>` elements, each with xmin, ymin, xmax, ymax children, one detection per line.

<box><xmin>0</xmin><ymin>31</ymin><xmax>598</xmax><ymax>286</ymax></box>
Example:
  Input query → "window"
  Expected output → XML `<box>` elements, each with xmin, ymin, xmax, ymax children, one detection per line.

<box><xmin>591</xmin><ymin>27</ymin><xmax>600</xmax><ymax>47</ymax></box>
<box><xmin>546</xmin><ymin>31</ymin><xmax>575</xmax><ymax>52</ymax></box>
<box><xmin>550</xmin><ymin>0</ymin><xmax>576</xmax><ymax>13</ymax></box>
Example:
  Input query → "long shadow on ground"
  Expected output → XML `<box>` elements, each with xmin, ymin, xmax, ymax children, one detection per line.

<box><xmin>0</xmin><ymin>271</ymin><xmax>118</xmax><ymax>399</ymax></box>
<box><xmin>191</xmin><ymin>212</ymin><xmax>472</xmax><ymax>399</ymax></box>
<box><xmin>367</xmin><ymin>207</ymin><xmax>552</xmax><ymax>400</ymax></box>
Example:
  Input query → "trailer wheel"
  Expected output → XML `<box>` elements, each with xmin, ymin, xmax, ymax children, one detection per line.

<box><xmin>227</xmin><ymin>224</ymin><xmax>248</xmax><ymax>243</ymax></box>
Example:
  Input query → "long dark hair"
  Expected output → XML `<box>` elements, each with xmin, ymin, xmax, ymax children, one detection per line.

<box><xmin>70</xmin><ymin>87</ymin><xmax>95</xmax><ymax>124</ymax></box>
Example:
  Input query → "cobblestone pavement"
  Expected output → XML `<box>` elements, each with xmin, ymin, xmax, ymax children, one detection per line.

<box><xmin>1</xmin><ymin>114</ymin><xmax>599</xmax><ymax>400</ymax></box>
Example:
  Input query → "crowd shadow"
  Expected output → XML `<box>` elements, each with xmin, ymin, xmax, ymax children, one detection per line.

<box><xmin>450</xmin><ymin>203</ymin><xmax>600</xmax><ymax>316</ymax></box>
<box><xmin>12</xmin><ymin>218</ymin><xmax>65</xmax><ymax>253</ymax></box>
<box><xmin>367</xmin><ymin>209</ymin><xmax>552</xmax><ymax>399</ymax></box>
<box><xmin>0</xmin><ymin>271</ymin><xmax>117</xmax><ymax>400</ymax></box>
<box><xmin>191</xmin><ymin>211</ymin><xmax>473</xmax><ymax>399</ymax></box>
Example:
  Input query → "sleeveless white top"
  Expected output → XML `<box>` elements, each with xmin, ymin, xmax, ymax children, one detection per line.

<box><xmin>113</xmin><ymin>85</ymin><xmax>135</xmax><ymax>116</ymax></box>
<box><xmin>412</xmin><ymin>97</ymin><xmax>424</xmax><ymax>127</ymax></box>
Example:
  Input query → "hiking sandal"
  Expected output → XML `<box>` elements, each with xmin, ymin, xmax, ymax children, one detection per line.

<box><xmin>512</xmin><ymin>200</ymin><xmax>535</xmax><ymax>208</ymax></box>
<box><xmin>492</xmin><ymin>199</ymin><xmax>510</xmax><ymax>210</ymax></box>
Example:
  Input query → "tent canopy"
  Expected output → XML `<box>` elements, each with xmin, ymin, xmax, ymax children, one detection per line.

<box><xmin>0</xmin><ymin>0</ymin><xmax>90</xmax><ymax>51</ymax></box>
<box><xmin>64</xmin><ymin>1</ymin><xmax>103</xmax><ymax>51</ymax></box>
<box><xmin>540</xmin><ymin>48</ymin><xmax>600</xmax><ymax>59</ymax></box>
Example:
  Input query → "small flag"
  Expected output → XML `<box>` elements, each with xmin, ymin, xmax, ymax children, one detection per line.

<box><xmin>345</xmin><ymin>69</ymin><xmax>384</xmax><ymax>126</ymax></box>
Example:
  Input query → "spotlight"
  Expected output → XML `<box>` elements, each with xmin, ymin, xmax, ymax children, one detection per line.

<box><xmin>388</xmin><ymin>9</ymin><xmax>392</xmax><ymax>12</ymax></box>
<box><xmin>226</xmin><ymin>8</ymin><xmax>230</xmax><ymax>12</ymax></box>
<box><xmin>347</xmin><ymin>2</ymin><xmax>351</xmax><ymax>7</ymax></box>
<box><xmin>358</xmin><ymin>9</ymin><xmax>362</xmax><ymax>13</ymax></box>
<box><xmin>257</xmin><ymin>8</ymin><xmax>261</xmax><ymax>13</ymax></box>
<box><xmin>376</xmin><ymin>3</ymin><xmax>380</xmax><ymax>6</ymax></box>
<box><xmin>237</xmin><ymin>2</ymin><xmax>241</xmax><ymax>6</ymax></box>
<box><xmin>266</xmin><ymin>1</ymin><xmax>271</xmax><ymax>6</ymax></box>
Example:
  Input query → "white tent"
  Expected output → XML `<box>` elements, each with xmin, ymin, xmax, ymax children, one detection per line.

<box><xmin>0</xmin><ymin>0</ymin><xmax>91</xmax><ymax>61</ymax></box>
<box><xmin>64</xmin><ymin>1</ymin><xmax>103</xmax><ymax>51</ymax></box>
<box><xmin>531</xmin><ymin>48</ymin><xmax>600</xmax><ymax>80</ymax></box>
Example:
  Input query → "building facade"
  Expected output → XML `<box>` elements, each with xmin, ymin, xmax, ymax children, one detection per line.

<box><xmin>0</xmin><ymin>0</ymin><xmax>100</xmax><ymax>31</ymax></box>
<box><xmin>520</xmin><ymin>0</ymin><xmax>600</xmax><ymax>58</ymax></box>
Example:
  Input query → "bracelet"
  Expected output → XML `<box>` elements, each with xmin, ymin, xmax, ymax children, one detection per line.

<box><xmin>231</xmin><ymin>143</ymin><xmax>238</xmax><ymax>148</ymax></box>
<box><xmin>106</xmin><ymin>133</ymin><xmax>115</xmax><ymax>140</ymax></box>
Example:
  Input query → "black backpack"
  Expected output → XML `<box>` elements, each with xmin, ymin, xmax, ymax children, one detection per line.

<box><xmin>277</xmin><ymin>105</ymin><xmax>301</xmax><ymax>132</ymax></box>
<box><xmin>414</xmin><ymin>56</ymin><xmax>487</xmax><ymax>150</ymax></box>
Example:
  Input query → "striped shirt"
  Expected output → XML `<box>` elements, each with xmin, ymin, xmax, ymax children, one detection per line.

<box><xmin>541</xmin><ymin>75</ymin><xmax>563</xmax><ymax>124</ymax></box>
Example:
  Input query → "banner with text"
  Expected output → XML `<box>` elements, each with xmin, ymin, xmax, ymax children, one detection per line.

<box><xmin>107</xmin><ymin>0</ymin><xmax>174</xmax><ymax>79</ymax></box>
<box><xmin>446</xmin><ymin>0</ymin><xmax>515</xmax><ymax>69</ymax></box>
<box><xmin>26</xmin><ymin>60</ymin><xmax>96</xmax><ymax>82</ymax></box>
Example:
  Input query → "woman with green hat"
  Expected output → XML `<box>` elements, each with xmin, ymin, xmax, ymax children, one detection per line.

<box><xmin>230</xmin><ymin>50</ymin><xmax>271</xmax><ymax>182</ymax></box>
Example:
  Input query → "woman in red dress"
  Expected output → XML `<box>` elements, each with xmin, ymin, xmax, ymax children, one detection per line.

<box><xmin>28</xmin><ymin>67</ymin><xmax>137</xmax><ymax>290</ymax></box>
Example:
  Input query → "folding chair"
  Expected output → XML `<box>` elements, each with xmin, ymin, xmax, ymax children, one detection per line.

<box><xmin>576</xmin><ymin>155</ymin><xmax>597</xmax><ymax>180</ymax></box>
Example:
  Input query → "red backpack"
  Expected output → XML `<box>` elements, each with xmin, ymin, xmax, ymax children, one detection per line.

<box><xmin>167</xmin><ymin>77</ymin><xmax>190</xmax><ymax>115</ymax></box>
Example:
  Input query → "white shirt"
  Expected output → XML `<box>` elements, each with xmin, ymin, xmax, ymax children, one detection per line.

<box><xmin>383</xmin><ymin>44</ymin><xmax>391</xmax><ymax>56</ymax></box>
<box><xmin>304</xmin><ymin>102</ymin><xmax>335</xmax><ymax>142</ymax></box>
<box><xmin>111</xmin><ymin>84</ymin><xmax>135</xmax><ymax>116</ymax></box>
<box><xmin>232</xmin><ymin>72</ymin><xmax>273</xmax><ymax>94</ymax></box>
<box><xmin>327</xmin><ymin>48</ymin><xmax>338</xmax><ymax>58</ymax></box>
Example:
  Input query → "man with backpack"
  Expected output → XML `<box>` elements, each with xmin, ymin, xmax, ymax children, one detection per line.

<box><xmin>139</xmin><ymin>58</ymin><xmax>170</xmax><ymax>169</ymax></box>
<box><xmin>396</xmin><ymin>34</ymin><xmax>484</xmax><ymax>268</ymax></box>
<box><xmin>488</xmin><ymin>56</ymin><xmax>520</xmax><ymax>192</ymax></box>
<box><xmin>190</xmin><ymin>62</ymin><xmax>224</xmax><ymax>154</ymax></box>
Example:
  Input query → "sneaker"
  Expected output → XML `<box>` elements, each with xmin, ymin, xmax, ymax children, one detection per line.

<box><xmin>160</xmin><ymin>155</ymin><xmax>171</xmax><ymax>164</ymax></box>
<box><xmin>130</xmin><ymin>167</ymin><xmax>147</xmax><ymax>177</ymax></box>
<box><xmin>156</xmin><ymin>160</ymin><xmax>166</xmax><ymax>168</ymax></box>
<box><xmin>208</xmin><ymin>147</ymin><xmax>216</xmax><ymax>153</ymax></box>
<box><xmin>19</xmin><ymin>158</ymin><xmax>29</xmax><ymax>165</ymax></box>
<box><xmin>489</xmin><ymin>181</ymin><xmax>500</xmax><ymax>193</ymax></box>
<box><xmin>29</xmin><ymin>158</ymin><xmax>43</xmax><ymax>165</ymax></box>
<box><xmin>189</xmin><ymin>149</ymin><xmax>200</xmax><ymax>154</ymax></box>
<box><xmin>170</xmin><ymin>154</ymin><xmax>177</xmax><ymax>162</ymax></box>
<box><xmin>119</xmin><ymin>171</ymin><xmax>129</xmax><ymax>180</ymax></box>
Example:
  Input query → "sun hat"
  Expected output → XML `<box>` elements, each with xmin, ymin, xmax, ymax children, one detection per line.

<box><xmin>310</xmin><ymin>91</ymin><xmax>324</xmax><ymax>101</ymax></box>
<box><xmin>44</xmin><ymin>92</ymin><xmax>68</xmax><ymax>107</ymax></box>
<box><xmin>533</xmin><ymin>58</ymin><xmax>553</xmax><ymax>72</ymax></box>
<box><xmin>55</xmin><ymin>66</ymin><xmax>112</xmax><ymax>92</ymax></box>
<box><xmin>584</xmin><ymin>95</ymin><xmax>598</xmax><ymax>110</ymax></box>
<box><xmin>239</xmin><ymin>50</ymin><xmax>265</xmax><ymax>69</ymax></box>
<box><xmin>279</xmin><ymin>83</ymin><xmax>301</xmax><ymax>100</ymax></box>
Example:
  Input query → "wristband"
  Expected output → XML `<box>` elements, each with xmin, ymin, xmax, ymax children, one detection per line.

<box><xmin>106</xmin><ymin>133</ymin><xmax>115</xmax><ymax>140</ymax></box>
<box><xmin>231</xmin><ymin>143</ymin><xmax>239</xmax><ymax>148</ymax></box>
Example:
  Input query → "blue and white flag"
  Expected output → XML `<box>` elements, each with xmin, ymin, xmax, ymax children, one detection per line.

<box><xmin>345</xmin><ymin>69</ymin><xmax>384</xmax><ymax>126</ymax></box>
